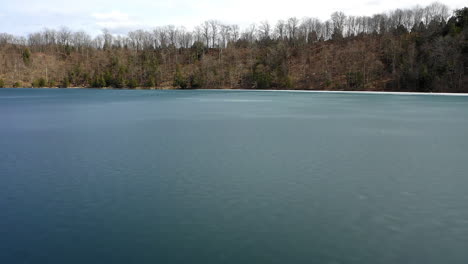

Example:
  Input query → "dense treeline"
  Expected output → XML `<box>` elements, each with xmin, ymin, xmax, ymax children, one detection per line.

<box><xmin>0</xmin><ymin>2</ymin><xmax>467</xmax><ymax>92</ymax></box>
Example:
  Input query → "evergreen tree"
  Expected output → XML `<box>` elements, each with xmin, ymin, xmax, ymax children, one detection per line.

<box><xmin>173</xmin><ymin>65</ymin><xmax>188</xmax><ymax>89</ymax></box>
<box><xmin>22</xmin><ymin>48</ymin><xmax>31</xmax><ymax>65</ymax></box>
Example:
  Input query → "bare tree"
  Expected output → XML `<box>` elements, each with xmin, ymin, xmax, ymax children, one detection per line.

<box><xmin>101</xmin><ymin>29</ymin><xmax>113</xmax><ymax>49</ymax></box>
<box><xmin>258</xmin><ymin>20</ymin><xmax>271</xmax><ymax>40</ymax></box>
<box><xmin>219</xmin><ymin>24</ymin><xmax>231</xmax><ymax>48</ymax></box>
<box><xmin>243</xmin><ymin>24</ymin><xmax>257</xmax><ymax>43</ymax></box>
<box><xmin>331</xmin><ymin>11</ymin><xmax>346</xmax><ymax>34</ymax></box>
<box><xmin>193</xmin><ymin>26</ymin><xmax>203</xmax><ymax>43</ymax></box>
<box><xmin>178</xmin><ymin>27</ymin><xmax>193</xmax><ymax>48</ymax></box>
<box><xmin>201</xmin><ymin>21</ymin><xmax>211</xmax><ymax>48</ymax></box>
<box><xmin>286</xmin><ymin>17</ymin><xmax>299</xmax><ymax>40</ymax></box>
<box><xmin>231</xmin><ymin>24</ymin><xmax>240</xmax><ymax>42</ymax></box>
<box><xmin>401</xmin><ymin>9</ymin><xmax>415</xmax><ymax>30</ymax></box>
<box><xmin>163</xmin><ymin>25</ymin><xmax>177</xmax><ymax>47</ymax></box>
<box><xmin>57</xmin><ymin>27</ymin><xmax>72</xmax><ymax>46</ymax></box>
<box><xmin>275</xmin><ymin>20</ymin><xmax>286</xmax><ymax>40</ymax></box>
<box><xmin>209</xmin><ymin>20</ymin><xmax>219</xmax><ymax>48</ymax></box>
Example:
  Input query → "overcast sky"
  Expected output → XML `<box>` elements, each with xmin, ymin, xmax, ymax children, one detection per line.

<box><xmin>0</xmin><ymin>0</ymin><xmax>466</xmax><ymax>35</ymax></box>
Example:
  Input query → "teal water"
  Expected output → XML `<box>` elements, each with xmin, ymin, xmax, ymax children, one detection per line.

<box><xmin>1</xmin><ymin>88</ymin><xmax>468</xmax><ymax>263</ymax></box>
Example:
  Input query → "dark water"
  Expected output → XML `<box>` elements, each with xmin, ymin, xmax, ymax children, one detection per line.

<box><xmin>1</xmin><ymin>88</ymin><xmax>468</xmax><ymax>264</ymax></box>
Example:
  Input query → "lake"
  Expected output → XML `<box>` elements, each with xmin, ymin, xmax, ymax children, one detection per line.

<box><xmin>1</xmin><ymin>88</ymin><xmax>468</xmax><ymax>264</ymax></box>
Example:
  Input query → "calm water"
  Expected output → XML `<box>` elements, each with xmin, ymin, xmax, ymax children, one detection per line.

<box><xmin>1</xmin><ymin>88</ymin><xmax>468</xmax><ymax>264</ymax></box>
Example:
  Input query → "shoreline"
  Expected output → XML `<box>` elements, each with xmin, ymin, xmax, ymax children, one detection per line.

<box><xmin>2</xmin><ymin>87</ymin><xmax>468</xmax><ymax>96</ymax></box>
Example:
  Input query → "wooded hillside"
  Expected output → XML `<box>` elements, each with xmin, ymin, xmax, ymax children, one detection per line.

<box><xmin>0</xmin><ymin>3</ymin><xmax>467</xmax><ymax>92</ymax></box>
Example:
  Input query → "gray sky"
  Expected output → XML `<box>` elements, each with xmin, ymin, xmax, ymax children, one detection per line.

<box><xmin>0</xmin><ymin>0</ymin><xmax>466</xmax><ymax>35</ymax></box>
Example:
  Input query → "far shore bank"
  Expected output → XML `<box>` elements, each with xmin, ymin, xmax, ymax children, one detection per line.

<box><xmin>2</xmin><ymin>86</ymin><xmax>468</xmax><ymax>96</ymax></box>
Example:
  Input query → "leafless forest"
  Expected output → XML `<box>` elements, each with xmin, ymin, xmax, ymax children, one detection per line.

<box><xmin>0</xmin><ymin>2</ymin><xmax>467</xmax><ymax>92</ymax></box>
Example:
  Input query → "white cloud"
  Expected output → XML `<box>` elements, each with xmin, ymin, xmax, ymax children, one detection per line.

<box><xmin>92</xmin><ymin>10</ymin><xmax>129</xmax><ymax>21</ymax></box>
<box><xmin>91</xmin><ymin>10</ymin><xmax>141</xmax><ymax>30</ymax></box>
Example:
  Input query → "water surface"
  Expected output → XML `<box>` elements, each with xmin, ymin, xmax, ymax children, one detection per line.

<box><xmin>1</xmin><ymin>88</ymin><xmax>468</xmax><ymax>263</ymax></box>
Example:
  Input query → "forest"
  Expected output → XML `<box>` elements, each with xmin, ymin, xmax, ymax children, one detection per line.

<box><xmin>0</xmin><ymin>2</ymin><xmax>467</xmax><ymax>92</ymax></box>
